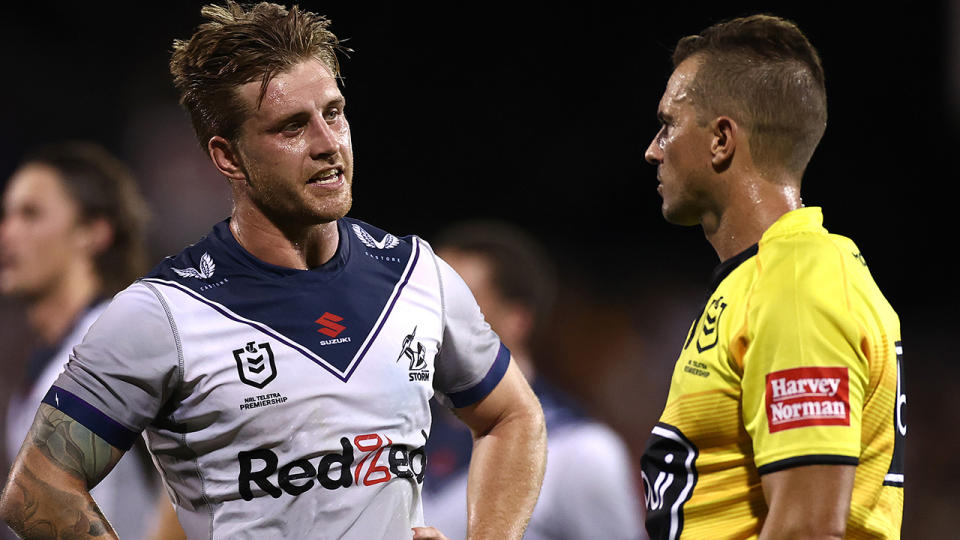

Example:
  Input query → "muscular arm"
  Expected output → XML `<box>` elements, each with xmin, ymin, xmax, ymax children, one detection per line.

<box><xmin>453</xmin><ymin>359</ymin><xmax>546</xmax><ymax>540</ymax></box>
<box><xmin>759</xmin><ymin>464</ymin><xmax>855</xmax><ymax>540</ymax></box>
<box><xmin>0</xmin><ymin>404</ymin><xmax>124</xmax><ymax>539</ymax></box>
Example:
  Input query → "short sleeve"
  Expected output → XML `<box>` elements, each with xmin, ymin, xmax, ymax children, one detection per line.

<box><xmin>430</xmin><ymin>253</ymin><xmax>510</xmax><ymax>409</ymax></box>
<box><xmin>44</xmin><ymin>282</ymin><xmax>181</xmax><ymax>450</ymax></box>
<box><xmin>741</xmin><ymin>239</ymin><xmax>869</xmax><ymax>474</ymax></box>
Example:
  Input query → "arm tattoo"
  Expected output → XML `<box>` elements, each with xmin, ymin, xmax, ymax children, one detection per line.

<box><xmin>6</xmin><ymin>462</ymin><xmax>113</xmax><ymax>538</ymax></box>
<box><xmin>31</xmin><ymin>404</ymin><xmax>121</xmax><ymax>487</ymax></box>
<box><xmin>1</xmin><ymin>404</ymin><xmax>122</xmax><ymax>538</ymax></box>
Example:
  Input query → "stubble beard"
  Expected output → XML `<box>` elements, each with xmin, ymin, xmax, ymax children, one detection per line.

<box><xmin>237</xmin><ymin>159</ymin><xmax>354</xmax><ymax>229</ymax></box>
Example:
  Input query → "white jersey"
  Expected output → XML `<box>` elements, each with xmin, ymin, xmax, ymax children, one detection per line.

<box><xmin>47</xmin><ymin>218</ymin><xmax>509</xmax><ymax>540</ymax></box>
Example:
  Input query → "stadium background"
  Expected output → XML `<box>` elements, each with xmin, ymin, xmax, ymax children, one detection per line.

<box><xmin>0</xmin><ymin>1</ymin><xmax>955</xmax><ymax>537</ymax></box>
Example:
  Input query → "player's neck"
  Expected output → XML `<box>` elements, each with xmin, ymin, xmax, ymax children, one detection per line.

<box><xmin>27</xmin><ymin>266</ymin><xmax>101</xmax><ymax>345</ymax></box>
<box><xmin>230</xmin><ymin>204</ymin><xmax>340</xmax><ymax>271</ymax></box>
<box><xmin>702</xmin><ymin>173</ymin><xmax>802</xmax><ymax>262</ymax></box>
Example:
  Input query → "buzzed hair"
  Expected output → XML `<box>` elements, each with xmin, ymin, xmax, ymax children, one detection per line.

<box><xmin>673</xmin><ymin>14</ymin><xmax>827</xmax><ymax>177</ymax></box>
<box><xmin>170</xmin><ymin>1</ymin><xmax>347</xmax><ymax>148</ymax></box>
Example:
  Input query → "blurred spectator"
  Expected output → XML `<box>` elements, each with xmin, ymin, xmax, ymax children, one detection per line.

<box><xmin>422</xmin><ymin>221</ymin><xmax>646</xmax><ymax>540</ymax></box>
<box><xmin>0</xmin><ymin>141</ymin><xmax>180</xmax><ymax>539</ymax></box>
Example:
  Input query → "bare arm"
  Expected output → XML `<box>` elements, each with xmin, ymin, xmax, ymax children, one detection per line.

<box><xmin>452</xmin><ymin>359</ymin><xmax>546</xmax><ymax>540</ymax></box>
<box><xmin>759</xmin><ymin>464</ymin><xmax>855</xmax><ymax>540</ymax></box>
<box><xmin>0</xmin><ymin>404</ymin><xmax>124</xmax><ymax>539</ymax></box>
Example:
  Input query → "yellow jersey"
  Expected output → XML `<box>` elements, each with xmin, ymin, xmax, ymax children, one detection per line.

<box><xmin>641</xmin><ymin>207</ymin><xmax>904</xmax><ymax>539</ymax></box>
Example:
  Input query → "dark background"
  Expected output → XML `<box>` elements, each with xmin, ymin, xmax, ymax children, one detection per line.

<box><xmin>1</xmin><ymin>1</ymin><xmax>955</xmax><ymax>537</ymax></box>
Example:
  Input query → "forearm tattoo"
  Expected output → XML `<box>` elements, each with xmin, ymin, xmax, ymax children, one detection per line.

<box><xmin>6</xmin><ymin>462</ymin><xmax>113</xmax><ymax>538</ymax></box>
<box><xmin>31</xmin><ymin>404</ymin><xmax>119</xmax><ymax>486</ymax></box>
<box><xmin>0</xmin><ymin>404</ymin><xmax>121</xmax><ymax>538</ymax></box>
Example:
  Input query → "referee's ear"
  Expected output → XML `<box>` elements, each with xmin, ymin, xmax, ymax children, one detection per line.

<box><xmin>710</xmin><ymin>115</ymin><xmax>738</xmax><ymax>171</ymax></box>
<box><xmin>208</xmin><ymin>135</ymin><xmax>247</xmax><ymax>183</ymax></box>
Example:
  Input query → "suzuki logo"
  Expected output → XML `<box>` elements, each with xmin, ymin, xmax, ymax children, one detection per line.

<box><xmin>315</xmin><ymin>312</ymin><xmax>346</xmax><ymax>338</ymax></box>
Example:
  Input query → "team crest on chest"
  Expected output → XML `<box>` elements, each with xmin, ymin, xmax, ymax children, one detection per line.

<box><xmin>684</xmin><ymin>296</ymin><xmax>728</xmax><ymax>354</ymax></box>
<box><xmin>234</xmin><ymin>341</ymin><xmax>277</xmax><ymax>389</ymax></box>
<box><xmin>398</xmin><ymin>326</ymin><xmax>431</xmax><ymax>382</ymax></box>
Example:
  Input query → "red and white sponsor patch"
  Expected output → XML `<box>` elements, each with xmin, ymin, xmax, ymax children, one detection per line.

<box><xmin>765</xmin><ymin>367</ymin><xmax>850</xmax><ymax>433</ymax></box>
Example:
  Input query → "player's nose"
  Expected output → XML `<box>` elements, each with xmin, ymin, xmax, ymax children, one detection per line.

<box><xmin>309</xmin><ymin>119</ymin><xmax>341</xmax><ymax>159</ymax></box>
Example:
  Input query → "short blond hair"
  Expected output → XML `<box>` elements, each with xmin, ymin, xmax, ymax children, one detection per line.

<box><xmin>170</xmin><ymin>1</ymin><xmax>346</xmax><ymax>147</ymax></box>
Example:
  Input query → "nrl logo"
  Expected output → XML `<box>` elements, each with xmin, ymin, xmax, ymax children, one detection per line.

<box><xmin>173</xmin><ymin>252</ymin><xmax>215</xmax><ymax>280</ymax></box>
<box><xmin>234</xmin><ymin>341</ymin><xmax>277</xmax><ymax>389</ymax></box>
<box><xmin>352</xmin><ymin>224</ymin><xmax>399</xmax><ymax>250</ymax></box>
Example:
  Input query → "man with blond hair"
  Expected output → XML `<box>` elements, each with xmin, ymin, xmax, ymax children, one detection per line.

<box><xmin>0</xmin><ymin>3</ymin><xmax>545</xmax><ymax>539</ymax></box>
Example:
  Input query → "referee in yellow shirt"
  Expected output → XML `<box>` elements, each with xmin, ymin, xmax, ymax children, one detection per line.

<box><xmin>640</xmin><ymin>14</ymin><xmax>903</xmax><ymax>539</ymax></box>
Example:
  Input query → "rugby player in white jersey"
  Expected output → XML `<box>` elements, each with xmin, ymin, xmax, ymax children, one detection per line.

<box><xmin>0</xmin><ymin>3</ymin><xmax>546</xmax><ymax>539</ymax></box>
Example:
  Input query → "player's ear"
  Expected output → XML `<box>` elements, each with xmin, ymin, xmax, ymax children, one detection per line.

<box><xmin>208</xmin><ymin>136</ymin><xmax>247</xmax><ymax>182</ymax></box>
<box><xmin>77</xmin><ymin>216</ymin><xmax>113</xmax><ymax>257</ymax></box>
<box><xmin>710</xmin><ymin>116</ymin><xmax>737</xmax><ymax>171</ymax></box>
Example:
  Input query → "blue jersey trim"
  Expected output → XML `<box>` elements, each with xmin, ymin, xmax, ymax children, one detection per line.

<box><xmin>447</xmin><ymin>342</ymin><xmax>511</xmax><ymax>408</ymax></box>
<box><xmin>42</xmin><ymin>386</ymin><xmax>138</xmax><ymax>451</ymax></box>
<box><xmin>348</xmin><ymin>239</ymin><xmax>422</xmax><ymax>379</ymax></box>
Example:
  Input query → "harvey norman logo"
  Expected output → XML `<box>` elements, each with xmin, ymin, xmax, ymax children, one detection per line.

<box><xmin>765</xmin><ymin>366</ymin><xmax>850</xmax><ymax>433</ymax></box>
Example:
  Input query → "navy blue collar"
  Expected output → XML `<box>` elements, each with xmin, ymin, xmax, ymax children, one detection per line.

<box><xmin>213</xmin><ymin>218</ymin><xmax>351</xmax><ymax>278</ymax></box>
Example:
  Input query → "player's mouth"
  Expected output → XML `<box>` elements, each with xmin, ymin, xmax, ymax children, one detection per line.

<box><xmin>307</xmin><ymin>167</ymin><xmax>344</xmax><ymax>189</ymax></box>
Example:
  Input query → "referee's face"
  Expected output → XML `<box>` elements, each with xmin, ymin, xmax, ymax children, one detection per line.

<box><xmin>645</xmin><ymin>57</ymin><xmax>715</xmax><ymax>227</ymax></box>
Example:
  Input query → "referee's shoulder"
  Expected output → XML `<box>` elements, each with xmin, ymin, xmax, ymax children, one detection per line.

<box><xmin>755</xmin><ymin>229</ymin><xmax>854</xmax><ymax>289</ymax></box>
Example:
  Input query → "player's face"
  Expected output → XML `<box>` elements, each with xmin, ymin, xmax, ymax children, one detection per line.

<box><xmin>644</xmin><ymin>57</ymin><xmax>716</xmax><ymax>226</ymax></box>
<box><xmin>232</xmin><ymin>59</ymin><xmax>353</xmax><ymax>225</ymax></box>
<box><xmin>0</xmin><ymin>164</ymin><xmax>88</xmax><ymax>299</ymax></box>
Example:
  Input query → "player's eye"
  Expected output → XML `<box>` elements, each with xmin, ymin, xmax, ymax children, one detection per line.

<box><xmin>280</xmin><ymin>122</ymin><xmax>305</xmax><ymax>135</ymax></box>
<box><xmin>324</xmin><ymin>108</ymin><xmax>341</xmax><ymax>122</ymax></box>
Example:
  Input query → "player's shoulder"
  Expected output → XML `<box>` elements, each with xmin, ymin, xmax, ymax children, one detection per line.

<box><xmin>342</xmin><ymin>216</ymin><xmax>420</xmax><ymax>250</ymax></box>
<box><xmin>77</xmin><ymin>281</ymin><xmax>174</xmax><ymax>349</ymax></box>
<box><xmin>143</xmin><ymin>221</ymin><xmax>226</xmax><ymax>283</ymax></box>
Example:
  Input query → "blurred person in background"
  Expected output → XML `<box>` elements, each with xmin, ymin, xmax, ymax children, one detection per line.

<box><xmin>0</xmin><ymin>3</ymin><xmax>545</xmax><ymax>539</ymax></box>
<box><xmin>423</xmin><ymin>221</ymin><xmax>646</xmax><ymax>540</ymax></box>
<box><xmin>640</xmin><ymin>14</ymin><xmax>903</xmax><ymax>539</ymax></box>
<box><xmin>0</xmin><ymin>141</ymin><xmax>184</xmax><ymax>538</ymax></box>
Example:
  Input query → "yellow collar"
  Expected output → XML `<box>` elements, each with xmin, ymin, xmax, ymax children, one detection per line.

<box><xmin>760</xmin><ymin>207</ymin><xmax>826</xmax><ymax>243</ymax></box>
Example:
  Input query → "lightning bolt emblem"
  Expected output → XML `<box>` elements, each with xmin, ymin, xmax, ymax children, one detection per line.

<box><xmin>55</xmin><ymin>393</ymin><xmax>60</xmax><ymax>408</ymax></box>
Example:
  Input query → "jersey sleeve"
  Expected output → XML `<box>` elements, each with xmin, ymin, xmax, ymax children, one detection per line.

<box><xmin>430</xmin><ymin>252</ymin><xmax>510</xmax><ymax>409</ymax></box>
<box><xmin>43</xmin><ymin>282</ymin><xmax>181</xmax><ymax>451</ymax></box>
<box><xmin>740</xmin><ymin>238</ymin><xmax>870</xmax><ymax>474</ymax></box>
